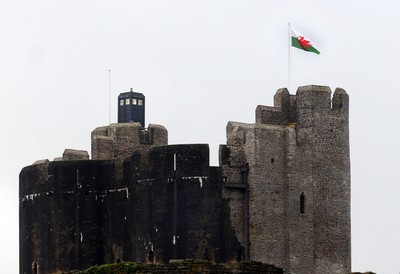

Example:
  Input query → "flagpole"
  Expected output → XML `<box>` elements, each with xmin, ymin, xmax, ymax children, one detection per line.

<box><xmin>108</xmin><ymin>69</ymin><xmax>111</xmax><ymax>125</ymax></box>
<box><xmin>288</xmin><ymin>22</ymin><xmax>291</xmax><ymax>92</ymax></box>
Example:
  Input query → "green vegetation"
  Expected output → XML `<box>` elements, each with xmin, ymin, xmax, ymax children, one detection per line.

<box><xmin>81</xmin><ymin>262</ymin><xmax>145</xmax><ymax>274</ymax></box>
<box><xmin>73</xmin><ymin>260</ymin><xmax>283</xmax><ymax>274</ymax></box>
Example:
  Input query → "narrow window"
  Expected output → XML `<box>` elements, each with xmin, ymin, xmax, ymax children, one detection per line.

<box><xmin>138</xmin><ymin>99</ymin><xmax>143</xmax><ymax>106</ymax></box>
<box><xmin>236</xmin><ymin>248</ymin><xmax>244</xmax><ymax>262</ymax></box>
<box><xmin>125</xmin><ymin>98</ymin><xmax>130</xmax><ymax>105</ymax></box>
<box><xmin>147</xmin><ymin>250</ymin><xmax>154</xmax><ymax>263</ymax></box>
<box><xmin>300</xmin><ymin>192</ymin><xmax>305</xmax><ymax>214</ymax></box>
<box><xmin>32</xmin><ymin>261</ymin><xmax>38</xmax><ymax>274</ymax></box>
<box><xmin>132</xmin><ymin>98</ymin><xmax>137</xmax><ymax>105</ymax></box>
<box><xmin>203</xmin><ymin>248</ymin><xmax>210</xmax><ymax>260</ymax></box>
<box><xmin>271</xmin><ymin>158</ymin><xmax>274</xmax><ymax>163</ymax></box>
<box><xmin>120</xmin><ymin>99</ymin><xmax>124</xmax><ymax>106</ymax></box>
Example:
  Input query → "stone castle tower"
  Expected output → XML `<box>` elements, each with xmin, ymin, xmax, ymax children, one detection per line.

<box><xmin>19</xmin><ymin>85</ymin><xmax>350</xmax><ymax>274</ymax></box>
<box><xmin>220</xmin><ymin>85</ymin><xmax>350</xmax><ymax>273</ymax></box>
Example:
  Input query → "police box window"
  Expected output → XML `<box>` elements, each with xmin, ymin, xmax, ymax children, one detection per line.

<box><xmin>132</xmin><ymin>98</ymin><xmax>137</xmax><ymax>105</ymax></box>
<box><xmin>138</xmin><ymin>99</ymin><xmax>143</xmax><ymax>106</ymax></box>
<box><xmin>125</xmin><ymin>98</ymin><xmax>130</xmax><ymax>105</ymax></box>
<box><xmin>120</xmin><ymin>99</ymin><xmax>124</xmax><ymax>106</ymax></box>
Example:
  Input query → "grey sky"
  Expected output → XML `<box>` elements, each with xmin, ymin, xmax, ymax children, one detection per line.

<box><xmin>1</xmin><ymin>1</ymin><xmax>399</xmax><ymax>273</ymax></box>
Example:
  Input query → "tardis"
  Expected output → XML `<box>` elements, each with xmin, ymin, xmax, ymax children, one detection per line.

<box><xmin>118</xmin><ymin>88</ymin><xmax>145</xmax><ymax>126</ymax></box>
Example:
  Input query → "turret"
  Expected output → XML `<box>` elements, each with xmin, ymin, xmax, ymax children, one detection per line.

<box><xmin>221</xmin><ymin>85</ymin><xmax>351</xmax><ymax>274</ymax></box>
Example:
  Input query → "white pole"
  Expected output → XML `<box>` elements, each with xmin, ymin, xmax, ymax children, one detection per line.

<box><xmin>108</xmin><ymin>69</ymin><xmax>111</xmax><ymax>125</ymax></box>
<box><xmin>288</xmin><ymin>23</ymin><xmax>291</xmax><ymax>92</ymax></box>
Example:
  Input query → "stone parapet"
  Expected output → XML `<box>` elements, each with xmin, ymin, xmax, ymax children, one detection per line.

<box><xmin>91</xmin><ymin>123</ymin><xmax>168</xmax><ymax>161</ymax></box>
<box><xmin>63</xmin><ymin>149</ymin><xmax>89</xmax><ymax>160</ymax></box>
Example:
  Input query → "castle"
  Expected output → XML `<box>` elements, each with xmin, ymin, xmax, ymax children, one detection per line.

<box><xmin>19</xmin><ymin>85</ymin><xmax>351</xmax><ymax>274</ymax></box>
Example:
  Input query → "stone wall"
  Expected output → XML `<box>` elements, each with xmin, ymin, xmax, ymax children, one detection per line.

<box><xmin>122</xmin><ymin>144</ymin><xmax>241</xmax><ymax>264</ymax></box>
<box><xmin>221</xmin><ymin>85</ymin><xmax>351</xmax><ymax>274</ymax></box>
<box><xmin>91</xmin><ymin>123</ymin><xmax>168</xmax><ymax>161</ymax></box>
<box><xmin>19</xmin><ymin>145</ymin><xmax>242</xmax><ymax>273</ymax></box>
<box><xmin>62</xmin><ymin>149</ymin><xmax>90</xmax><ymax>161</ymax></box>
<box><xmin>19</xmin><ymin>160</ymin><xmax>115</xmax><ymax>273</ymax></box>
<box><xmin>91</xmin><ymin>123</ymin><xmax>168</xmax><ymax>179</ymax></box>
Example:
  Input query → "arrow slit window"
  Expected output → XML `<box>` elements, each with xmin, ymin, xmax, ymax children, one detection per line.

<box><xmin>300</xmin><ymin>192</ymin><xmax>305</xmax><ymax>214</ymax></box>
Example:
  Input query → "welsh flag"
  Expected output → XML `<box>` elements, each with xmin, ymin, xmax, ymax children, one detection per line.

<box><xmin>290</xmin><ymin>27</ymin><xmax>320</xmax><ymax>55</ymax></box>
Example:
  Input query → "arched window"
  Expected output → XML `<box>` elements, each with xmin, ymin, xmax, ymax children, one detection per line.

<box><xmin>300</xmin><ymin>192</ymin><xmax>305</xmax><ymax>214</ymax></box>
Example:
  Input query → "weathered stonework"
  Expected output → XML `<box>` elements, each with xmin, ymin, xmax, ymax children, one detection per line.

<box><xmin>91</xmin><ymin>123</ymin><xmax>168</xmax><ymax>161</ymax></box>
<box><xmin>91</xmin><ymin>122</ymin><xmax>168</xmax><ymax>179</ymax></box>
<box><xmin>220</xmin><ymin>85</ymin><xmax>350</xmax><ymax>274</ymax></box>
<box><xmin>20</xmin><ymin>85</ymin><xmax>351</xmax><ymax>274</ymax></box>
<box><xmin>62</xmin><ymin>149</ymin><xmax>90</xmax><ymax>161</ymax></box>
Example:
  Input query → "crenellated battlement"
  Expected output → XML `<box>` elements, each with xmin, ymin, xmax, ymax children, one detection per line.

<box><xmin>332</xmin><ymin>87</ymin><xmax>349</xmax><ymax>112</ymax></box>
<box><xmin>256</xmin><ymin>85</ymin><xmax>348</xmax><ymax>127</ymax></box>
<box><xmin>256</xmin><ymin>88</ymin><xmax>292</xmax><ymax>125</ymax></box>
<box><xmin>91</xmin><ymin>123</ymin><xmax>168</xmax><ymax>161</ymax></box>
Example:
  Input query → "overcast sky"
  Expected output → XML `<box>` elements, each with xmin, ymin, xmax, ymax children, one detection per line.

<box><xmin>1</xmin><ymin>1</ymin><xmax>399</xmax><ymax>273</ymax></box>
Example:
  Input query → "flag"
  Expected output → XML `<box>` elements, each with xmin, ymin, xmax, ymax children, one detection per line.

<box><xmin>290</xmin><ymin>27</ymin><xmax>320</xmax><ymax>55</ymax></box>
